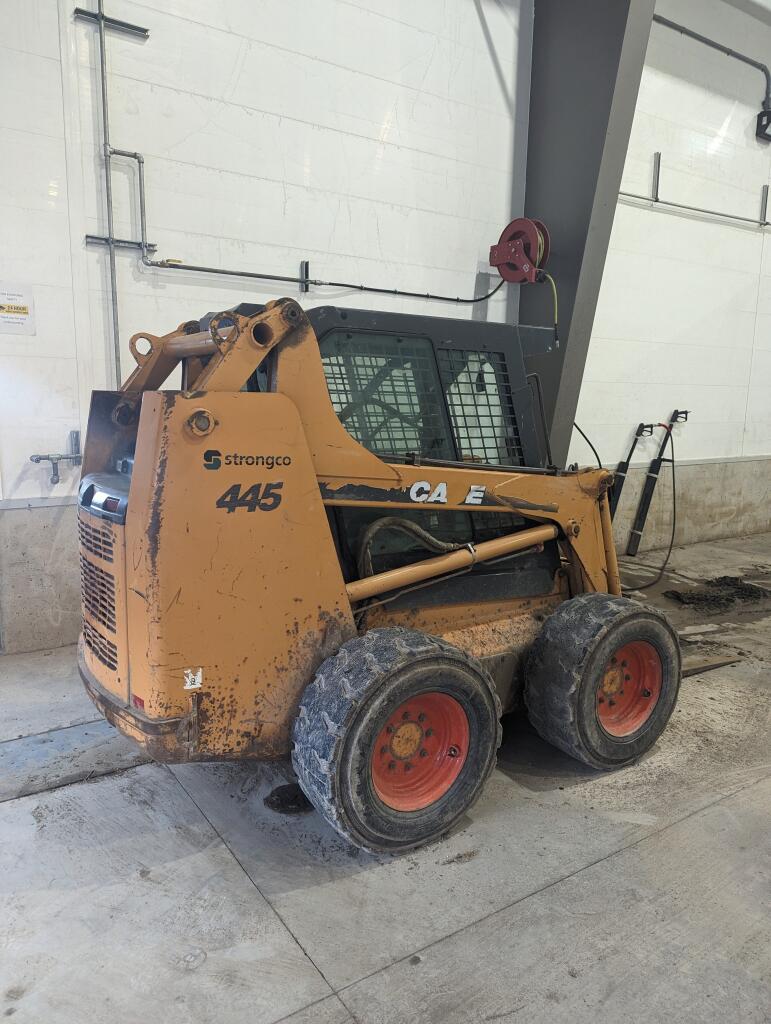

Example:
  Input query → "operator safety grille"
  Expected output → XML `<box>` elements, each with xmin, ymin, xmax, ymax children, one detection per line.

<box><xmin>78</xmin><ymin>516</ymin><xmax>115</xmax><ymax>563</ymax></box>
<box><xmin>435</xmin><ymin>348</ymin><xmax>525</xmax><ymax>466</ymax></box>
<box><xmin>319</xmin><ymin>331</ymin><xmax>524</xmax><ymax>466</ymax></box>
<box><xmin>321</xmin><ymin>334</ymin><xmax>454</xmax><ymax>460</ymax></box>
<box><xmin>80</xmin><ymin>554</ymin><xmax>117</xmax><ymax>634</ymax></box>
<box><xmin>82</xmin><ymin>619</ymin><xmax>118</xmax><ymax>672</ymax></box>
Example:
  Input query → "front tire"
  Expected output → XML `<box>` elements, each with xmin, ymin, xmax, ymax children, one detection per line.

<box><xmin>292</xmin><ymin>628</ymin><xmax>501</xmax><ymax>853</ymax></box>
<box><xmin>524</xmin><ymin>593</ymin><xmax>681</xmax><ymax>769</ymax></box>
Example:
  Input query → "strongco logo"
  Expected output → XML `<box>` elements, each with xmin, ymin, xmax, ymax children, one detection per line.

<box><xmin>203</xmin><ymin>450</ymin><xmax>292</xmax><ymax>470</ymax></box>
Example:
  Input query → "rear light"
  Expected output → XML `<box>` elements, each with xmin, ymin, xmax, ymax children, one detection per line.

<box><xmin>132</xmin><ymin>695</ymin><xmax>145</xmax><ymax>710</ymax></box>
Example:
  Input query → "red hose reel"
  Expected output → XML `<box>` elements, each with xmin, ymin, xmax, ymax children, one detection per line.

<box><xmin>489</xmin><ymin>217</ymin><xmax>550</xmax><ymax>284</ymax></box>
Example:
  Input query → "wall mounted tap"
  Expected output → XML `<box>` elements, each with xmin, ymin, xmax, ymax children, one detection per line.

<box><xmin>29</xmin><ymin>430</ymin><xmax>82</xmax><ymax>485</ymax></box>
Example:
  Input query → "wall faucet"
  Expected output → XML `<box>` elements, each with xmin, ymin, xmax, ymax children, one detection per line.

<box><xmin>30</xmin><ymin>430</ymin><xmax>82</xmax><ymax>485</ymax></box>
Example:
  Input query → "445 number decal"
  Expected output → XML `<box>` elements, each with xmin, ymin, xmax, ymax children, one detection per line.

<box><xmin>215</xmin><ymin>482</ymin><xmax>283</xmax><ymax>513</ymax></box>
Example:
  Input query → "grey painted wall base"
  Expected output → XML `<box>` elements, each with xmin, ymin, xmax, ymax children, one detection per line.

<box><xmin>0</xmin><ymin>457</ymin><xmax>769</xmax><ymax>654</ymax></box>
<box><xmin>0</xmin><ymin>504</ymin><xmax>80</xmax><ymax>655</ymax></box>
<box><xmin>612</xmin><ymin>456</ymin><xmax>771</xmax><ymax>554</ymax></box>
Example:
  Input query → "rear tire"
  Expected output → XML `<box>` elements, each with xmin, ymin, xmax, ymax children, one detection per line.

<box><xmin>292</xmin><ymin>628</ymin><xmax>501</xmax><ymax>853</ymax></box>
<box><xmin>524</xmin><ymin>593</ymin><xmax>680</xmax><ymax>769</ymax></box>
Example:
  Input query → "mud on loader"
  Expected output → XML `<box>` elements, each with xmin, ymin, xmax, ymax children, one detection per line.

<box><xmin>77</xmin><ymin>297</ymin><xmax>681</xmax><ymax>853</ymax></box>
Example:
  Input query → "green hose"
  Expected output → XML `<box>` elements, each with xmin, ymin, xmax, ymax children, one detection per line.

<box><xmin>533</xmin><ymin>227</ymin><xmax>559</xmax><ymax>344</ymax></box>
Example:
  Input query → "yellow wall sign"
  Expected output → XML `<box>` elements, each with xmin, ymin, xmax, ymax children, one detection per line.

<box><xmin>0</xmin><ymin>284</ymin><xmax>35</xmax><ymax>335</ymax></box>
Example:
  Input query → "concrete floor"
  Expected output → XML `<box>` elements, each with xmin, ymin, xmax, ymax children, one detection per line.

<box><xmin>1</xmin><ymin>535</ymin><xmax>770</xmax><ymax>1023</ymax></box>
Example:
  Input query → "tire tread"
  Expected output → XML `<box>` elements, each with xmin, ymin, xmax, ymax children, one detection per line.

<box><xmin>524</xmin><ymin>593</ymin><xmax>679</xmax><ymax>769</ymax></box>
<box><xmin>292</xmin><ymin>627</ymin><xmax>501</xmax><ymax>850</ymax></box>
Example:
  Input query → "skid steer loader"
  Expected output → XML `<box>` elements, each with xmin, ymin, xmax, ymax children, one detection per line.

<box><xmin>77</xmin><ymin>297</ymin><xmax>680</xmax><ymax>852</ymax></box>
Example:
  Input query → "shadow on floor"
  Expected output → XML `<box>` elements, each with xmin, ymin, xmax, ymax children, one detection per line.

<box><xmin>496</xmin><ymin>712</ymin><xmax>598</xmax><ymax>793</ymax></box>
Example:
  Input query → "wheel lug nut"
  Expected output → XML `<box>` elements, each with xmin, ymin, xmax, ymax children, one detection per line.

<box><xmin>621</xmin><ymin>660</ymin><xmax>628</xmax><ymax>668</ymax></box>
<box><xmin>388</xmin><ymin>761</ymin><xmax>396</xmax><ymax>771</ymax></box>
<box><xmin>386</xmin><ymin>725</ymin><xmax>394</xmax><ymax>734</ymax></box>
<box><xmin>624</xmin><ymin>674</ymin><xmax>631</xmax><ymax>681</ymax></box>
<box><xmin>448</xmin><ymin>745</ymin><xmax>460</xmax><ymax>758</ymax></box>
<box><xmin>425</xmin><ymin>728</ymin><xmax>433</xmax><ymax>737</ymax></box>
<box><xmin>608</xmin><ymin>698</ymin><xmax>616</xmax><ymax>707</ymax></box>
<box><xmin>643</xmin><ymin>688</ymin><xmax>652</xmax><ymax>698</ymax></box>
<box><xmin>380</xmin><ymin>745</ymin><xmax>388</xmax><ymax>755</ymax></box>
<box><xmin>598</xmin><ymin>696</ymin><xmax>605</xmax><ymax>703</ymax></box>
<box><xmin>417</xmin><ymin>713</ymin><xmax>426</xmax><ymax>722</ymax></box>
<box><xmin>402</xmin><ymin>711</ymin><xmax>410</xmax><ymax>720</ymax></box>
<box><xmin>419</xmin><ymin>748</ymin><xmax>428</xmax><ymax>757</ymax></box>
<box><xmin>404</xmin><ymin>763</ymin><xmax>413</xmax><ymax>772</ymax></box>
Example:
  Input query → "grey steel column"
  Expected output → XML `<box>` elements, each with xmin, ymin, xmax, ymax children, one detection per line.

<box><xmin>518</xmin><ymin>0</ymin><xmax>656</xmax><ymax>466</ymax></box>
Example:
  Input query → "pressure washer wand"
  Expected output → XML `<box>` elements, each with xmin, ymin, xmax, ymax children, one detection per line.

<box><xmin>609</xmin><ymin>421</ymin><xmax>655</xmax><ymax>519</ymax></box>
<box><xmin>626</xmin><ymin>409</ymin><xmax>689</xmax><ymax>556</ymax></box>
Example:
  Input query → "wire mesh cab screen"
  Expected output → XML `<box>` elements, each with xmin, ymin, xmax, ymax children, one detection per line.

<box><xmin>310</xmin><ymin>306</ymin><xmax>542</xmax><ymax>467</ymax></box>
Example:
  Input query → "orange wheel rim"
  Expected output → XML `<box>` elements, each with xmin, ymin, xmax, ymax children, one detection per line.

<box><xmin>370</xmin><ymin>692</ymin><xmax>469</xmax><ymax>811</ymax></box>
<box><xmin>596</xmin><ymin>640</ymin><xmax>663</xmax><ymax>738</ymax></box>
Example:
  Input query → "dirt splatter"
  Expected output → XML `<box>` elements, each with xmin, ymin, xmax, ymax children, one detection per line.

<box><xmin>664</xmin><ymin>576</ymin><xmax>767</xmax><ymax>612</ymax></box>
<box><xmin>441</xmin><ymin>849</ymin><xmax>479</xmax><ymax>866</ymax></box>
<box><xmin>30</xmin><ymin>806</ymin><xmax>47</xmax><ymax>830</ymax></box>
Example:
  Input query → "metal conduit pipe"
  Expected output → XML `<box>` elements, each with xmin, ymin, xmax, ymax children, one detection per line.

<box><xmin>75</xmin><ymin>4</ymin><xmax>150</xmax><ymax>385</ymax></box>
<box><xmin>652</xmin><ymin>13</ymin><xmax>771</xmax><ymax>111</ymax></box>
<box><xmin>95</xmin><ymin>0</ymin><xmax>121</xmax><ymax>384</ymax></box>
<box><xmin>109</xmin><ymin>148</ymin><xmax>149</xmax><ymax>258</ymax></box>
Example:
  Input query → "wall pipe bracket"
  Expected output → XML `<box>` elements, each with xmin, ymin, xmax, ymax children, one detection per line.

<box><xmin>620</xmin><ymin>151</ymin><xmax>770</xmax><ymax>228</ymax></box>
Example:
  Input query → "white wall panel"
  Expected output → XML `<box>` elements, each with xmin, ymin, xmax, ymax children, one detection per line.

<box><xmin>0</xmin><ymin>1</ymin><xmax>84</xmax><ymax>501</ymax></box>
<box><xmin>0</xmin><ymin>206</ymin><xmax>73</xmax><ymax>289</ymax></box>
<box><xmin>744</xmin><ymin>384</ymin><xmax>771</xmax><ymax>454</ymax></box>
<box><xmin>0</xmin><ymin>0</ymin><xmax>530</xmax><ymax>500</ymax></box>
<box><xmin>0</xmin><ymin>355</ymin><xmax>80</xmax><ymax>500</ymax></box>
<box><xmin>3</xmin><ymin>0</ymin><xmax>62</xmax><ymax>61</ymax></box>
<box><xmin>569</xmin><ymin>0</ymin><xmax>771</xmax><ymax>466</ymax></box>
<box><xmin>0</xmin><ymin>48</ymin><xmax>64</xmax><ymax>139</ymax></box>
<box><xmin>12</xmin><ymin>0</ymin><xmax>769</xmax><ymax>500</ymax></box>
<box><xmin>0</xmin><ymin>129</ymin><xmax>69</xmax><ymax>216</ymax></box>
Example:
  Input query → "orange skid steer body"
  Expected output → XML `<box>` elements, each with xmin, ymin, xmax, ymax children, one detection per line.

<box><xmin>77</xmin><ymin>298</ymin><xmax>680</xmax><ymax>852</ymax></box>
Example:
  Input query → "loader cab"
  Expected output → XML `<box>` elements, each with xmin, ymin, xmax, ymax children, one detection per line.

<box><xmin>194</xmin><ymin>302</ymin><xmax>561</xmax><ymax>600</ymax></box>
<box><xmin>214</xmin><ymin>302</ymin><xmax>553</xmax><ymax>470</ymax></box>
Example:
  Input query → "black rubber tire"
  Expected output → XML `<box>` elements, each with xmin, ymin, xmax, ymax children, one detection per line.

<box><xmin>524</xmin><ymin>593</ymin><xmax>681</xmax><ymax>770</ymax></box>
<box><xmin>291</xmin><ymin>628</ymin><xmax>502</xmax><ymax>853</ymax></box>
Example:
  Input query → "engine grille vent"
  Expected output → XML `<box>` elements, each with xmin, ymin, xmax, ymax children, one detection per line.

<box><xmin>80</xmin><ymin>555</ymin><xmax>116</xmax><ymax>634</ymax></box>
<box><xmin>78</xmin><ymin>516</ymin><xmax>115</xmax><ymax>563</ymax></box>
<box><xmin>82</xmin><ymin>619</ymin><xmax>118</xmax><ymax>671</ymax></box>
